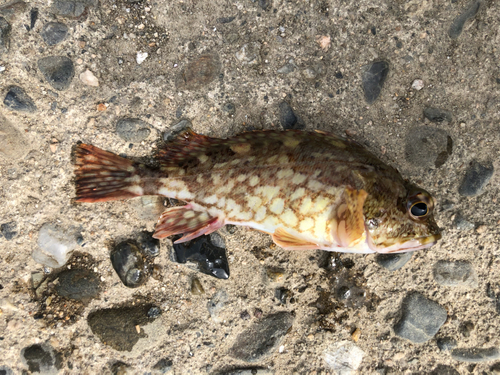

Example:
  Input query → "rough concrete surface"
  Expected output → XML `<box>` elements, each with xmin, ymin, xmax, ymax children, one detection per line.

<box><xmin>0</xmin><ymin>0</ymin><xmax>499</xmax><ymax>374</ymax></box>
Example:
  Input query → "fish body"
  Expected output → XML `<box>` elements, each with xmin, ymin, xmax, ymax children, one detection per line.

<box><xmin>74</xmin><ymin>129</ymin><xmax>441</xmax><ymax>253</ymax></box>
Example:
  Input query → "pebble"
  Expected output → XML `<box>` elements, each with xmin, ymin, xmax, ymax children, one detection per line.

<box><xmin>20</xmin><ymin>343</ymin><xmax>60</xmax><ymax>373</ymax></box>
<box><xmin>222</xmin><ymin>102</ymin><xmax>236</xmax><ymax>115</ymax></box>
<box><xmin>38</xmin><ymin>56</ymin><xmax>75</xmax><ymax>91</ymax></box>
<box><xmin>277</xmin><ymin>61</ymin><xmax>295</xmax><ymax>75</ymax></box>
<box><xmin>54</xmin><ymin>268</ymin><xmax>101</xmax><ymax>303</ymax></box>
<box><xmin>453</xmin><ymin>213</ymin><xmax>474</xmax><ymax>230</ymax></box>
<box><xmin>217</xmin><ymin>16</ymin><xmax>235</xmax><ymax>24</ymax></box>
<box><xmin>152</xmin><ymin>358</ymin><xmax>173</xmax><ymax>373</ymax></box>
<box><xmin>79</xmin><ymin>69</ymin><xmax>99</xmax><ymax>86</ymax></box>
<box><xmin>3</xmin><ymin>85</ymin><xmax>37</xmax><ymax>112</ymax></box>
<box><xmin>433</xmin><ymin>260</ymin><xmax>478</xmax><ymax>288</ymax></box>
<box><xmin>163</xmin><ymin>119</ymin><xmax>191</xmax><ymax>142</ymax></box>
<box><xmin>171</xmin><ymin>235</ymin><xmax>230</xmax><ymax>279</ymax></box>
<box><xmin>116</xmin><ymin>118</ymin><xmax>151</xmax><ymax>142</ymax></box>
<box><xmin>404</xmin><ymin>126</ymin><xmax>453</xmax><ymax>168</ymax></box>
<box><xmin>33</xmin><ymin>223</ymin><xmax>80</xmax><ymax>268</ymax></box>
<box><xmin>393</xmin><ymin>292</ymin><xmax>447</xmax><ymax>343</ymax></box>
<box><xmin>437</xmin><ymin>337</ymin><xmax>458</xmax><ymax>351</ymax></box>
<box><xmin>324</xmin><ymin>341</ymin><xmax>365</xmax><ymax>374</ymax></box>
<box><xmin>1</xmin><ymin>221</ymin><xmax>17</xmax><ymax>240</ymax></box>
<box><xmin>191</xmin><ymin>278</ymin><xmax>205</xmax><ymax>295</ymax></box>
<box><xmin>110</xmin><ymin>240</ymin><xmax>147</xmax><ymax>288</ymax></box>
<box><xmin>29</xmin><ymin>7</ymin><xmax>38</xmax><ymax>30</ymax></box>
<box><xmin>228</xmin><ymin>312</ymin><xmax>294</xmax><ymax>362</ymax></box>
<box><xmin>0</xmin><ymin>113</ymin><xmax>30</xmax><ymax>159</ymax></box>
<box><xmin>207</xmin><ymin>290</ymin><xmax>228</xmax><ymax>322</ymax></box>
<box><xmin>448</xmin><ymin>0</ymin><xmax>481</xmax><ymax>39</ymax></box>
<box><xmin>362</xmin><ymin>60</ymin><xmax>389</xmax><ymax>104</ymax></box>
<box><xmin>423</xmin><ymin>107</ymin><xmax>452</xmax><ymax>123</ymax></box>
<box><xmin>176</xmin><ymin>54</ymin><xmax>220</xmax><ymax>90</ymax></box>
<box><xmin>430</xmin><ymin>365</ymin><xmax>460</xmax><ymax>375</ymax></box>
<box><xmin>137</xmin><ymin>231</ymin><xmax>160</xmax><ymax>257</ymax></box>
<box><xmin>375</xmin><ymin>252</ymin><xmax>413</xmax><ymax>271</ymax></box>
<box><xmin>136</xmin><ymin>51</ymin><xmax>148</xmax><ymax>64</ymax></box>
<box><xmin>458</xmin><ymin>160</ymin><xmax>494</xmax><ymax>197</ymax></box>
<box><xmin>235</xmin><ymin>43</ymin><xmax>261</xmax><ymax>66</ymax></box>
<box><xmin>411</xmin><ymin>79</ymin><xmax>424</xmax><ymax>91</ymax></box>
<box><xmin>0</xmin><ymin>16</ymin><xmax>11</xmax><ymax>54</ymax></box>
<box><xmin>301</xmin><ymin>63</ymin><xmax>324</xmax><ymax>80</ymax></box>
<box><xmin>87</xmin><ymin>304</ymin><xmax>161</xmax><ymax>351</ymax></box>
<box><xmin>0</xmin><ymin>1</ymin><xmax>27</xmax><ymax>22</ymax></box>
<box><xmin>40</xmin><ymin>22</ymin><xmax>68</xmax><ymax>45</ymax></box>
<box><xmin>451</xmin><ymin>347</ymin><xmax>500</xmax><ymax>363</ymax></box>
<box><xmin>279</xmin><ymin>101</ymin><xmax>304</xmax><ymax>130</ymax></box>
<box><xmin>51</xmin><ymin>0</ymin><xmax>90</xmax><ymax>19</ymax></box>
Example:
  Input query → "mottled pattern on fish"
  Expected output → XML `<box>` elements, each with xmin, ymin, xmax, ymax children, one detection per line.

<box><xmin>74</xmin><ymin>129</ymin><xmax>441</xmax><ymax>253</ymax></box>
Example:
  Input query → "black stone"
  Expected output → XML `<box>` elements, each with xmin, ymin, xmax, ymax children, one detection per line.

<box><xmin>87</xmin><ymin>304</ymin><xmax>160</xmax><ymax>351</ymax></box>
<box><xmin>228</xmin><ymin>312</ymin><xmax>294</xmax><ymax>361</ymax></box>
<box><xmin>0</xmin><ymin>17</ymin><xmax>11</xmax><ymax>54</ymax></box>
<box><xmin>110</xmin><ymin>240</ymin><xmax>147</xmax><ymax>288</ymax></box>
<box><xmin>458</xmin><ymin>160</ymin><xmax>494</xmax><ymax>196</ymax></box>
<box><xmin>279</xmin><ymin>101</ymin><xmax>304</xmax><ymax>130</ymax></box>
<box><xmin>448</xmin><ymin>1</ymin><xmax>481</xmax><ymax>39</ymax></box>
<box><xmin>217</xmin><ymin>16</ymin><xmax>235</xmax><ymax>24</ymax></box>
<box><xmin>0</xmin><ymin>222</ymin><xmax>17</xmax><ymax>240</ymax></box>
<box><xmin>423</xmin><ymin>107</ymin><xmax>452</xmax><ymax>123</ymax></box>
<box><xmin>153</xmin><ymin>358</ymin><xmax>173</xmax><ymax>373</ymax></box>
<box><xmin>146</xmin><ymin>306</ymin><xmax>162</xmax><ymax>318</ymax></box>
<box><xmin>437</xmin><ymin>337</ymin><xmax>457</xmax><ymax>351</ymax></box>
<box><xmin>163</xmin><ymin>119</ymin><xmax>191</xmax><ymax>142</ymax></box>
<box><xmin>137</xmin><ymin>231</ymin><xmax>160</xmax><ymax>257</ymax></box>
<box><xmin>116</xmin><ymin>118</ymin><xmax>151</xmax><ymax>142</ymax></box>
<box><xmin>430</xmin><ymin>365</ymin><xmax>460</xmax><ymax>375</ymax></box>
<box><xmin>172</xmin><ymin>235</ymin><xmax>230</xmax><ymax>279</ymax></box>
<box><xmin>376</xmin><ymin>252</ymin><xmax>413</xmax><ymax>271</ymax></box>
<box><xmin>362</xmin><ymin>60</ymin><xmax>389</xmax><ymax>104</ymax></box>
<box><xmin>3</xmin><ymin>86</ymin><xmax>37</xmax><ymax>112</ymax></box>
<box><xmin>275</xmin><ymin>287</ymin><xmax>290</xmax><ymax>304</ymax></box>
<box><xmin>451</xmin><ymin>347</ymin><xmax>500</xmax><ymax>363</ymax></box>
<box><xmin>55</xmin><ymin>268</ymin><xmax>100</xmax><ymax>303</ymax></box>
<box><xmin>394</xmin><ymin>292</ymin><xmax>447</xmax><ymax>343</ymax></box>
<box><xmin>41</xmin><ymin>22</ymin><xmax>69</xmax><ymax>46</ymax></box>
<box><xmin>29</xmin><ymin>7</ymin><xmax>38</xmax><ymax>30</ymax></box>
<box><xmin>404</xmin><ymin>127</ymin><xmax>453</xmax><ymax>168</ymax></box>
<box><xmin>38</xmin><ymin>56</ymin><xmax>75</xmax><ymax>91</ymax></box>
<box><xmin>20</xmin><ymin>344</ymin><xmax>58</xmax><ymax>373</ymax></box>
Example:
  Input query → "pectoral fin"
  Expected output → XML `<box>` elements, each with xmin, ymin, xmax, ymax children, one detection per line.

<box><xmin>272</xmin><ymin>227</ymin><xmax>319</xmax><ymax>250</ymax></box>
<box><xmin>333</xmin><ymin>189</ymin><xmax>368</xmax><ymax>247</ymax></box>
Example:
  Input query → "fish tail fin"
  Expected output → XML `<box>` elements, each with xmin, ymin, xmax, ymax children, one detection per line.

<box><xmin>73</xmin><ymin>143</ymin><xmax>146</xmax><ymax>203</ymax></box>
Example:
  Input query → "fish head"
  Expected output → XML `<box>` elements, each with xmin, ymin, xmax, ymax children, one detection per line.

<box><xmin>363</xmin><ymin>182</ymin><xmax>441</xmax><ymax>253</ymax></box>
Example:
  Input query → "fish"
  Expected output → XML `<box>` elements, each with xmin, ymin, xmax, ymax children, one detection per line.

<box><xmin>73</xmin><ymin>129</ymin><xmax>441</xmax><ymax>254</ymax></box>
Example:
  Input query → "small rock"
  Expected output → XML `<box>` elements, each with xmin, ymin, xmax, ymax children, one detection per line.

<box><xmin>34</xmin><ymin>223</ymin><xmax>80</xmax><ymax>268</ymax></box>
<box><xmin>362</xmin><ymin>60</ymin><xmax>389</xmax><ymax>104</ymax></box>
<box><xmin>423</xmin><ymin>107</ymin><xmax>452</xmax><ymax>123</ymax></box>
<box><xmin>278</xmin><ymin>101</ymin><xmax>304</xmax><ymax>130</ymax></box>
<box><xmin>451</xmin><ymin>347</ymin><xmax>500</xmax><ymax>363</ymax></box>
<box><xmin>0</xmin><ymin>366</ymin><xmax>14</xmax><ymax>375</ymax></box>
<box><xmin>137</xmin><ymin>231</ymin><xmax>160</xmax><ymax>257</ymax></box>
<box><xmin>40</xmin><ymin>22</ymin><xmax>68</xmax><ymax>45</ymax></box>
<box><xmin>136</xmin><ymin>51</ymin><xmax>148</xmax><ymax>64</ymax></box>
<box><xmin>376</xmin><ymin>252</ymin><xmax>413</xmax><ymax>271</ymax></box>
<box><xmin>217</xmin><ymin>16</ymin><xmax>235</xmax><ymax>24</ymax></box>
<box><xmin>277</xmin><ymin>60</ymin><xmax>296</xmax><ymax>74</ymax></box>
<box><xmin>116</xmin><ymin>118</ymin><xmax>151</xmax><ymax>142</ymax></box>
<box><xmin>235</xmin><ymin>43</ymin><xmax>261</xmax><ymax>66</ymax></box>
<box><xmin>411</xmin><ymin>79</ymin><xmax>424</xmax><ymax>91</ymax></box>
<box><xmin>0</xmin><ymin>114</ymin><xmax>30</xmax><ymax>159</ymax></box>
<box><xmin>324</xmin><ymin>341</ymin><xmax>365</xmax><ymax>374</ymax></box>
<box><xmin>54</xmin><ymin>268</ymin><xmax>100</xmax><ymax>303</ymax></box>
<box><xmin>394</xmin><ymin>292</ymin><xmax>447</xmax><ymax>343</ymax></box>
<box><xmin>229</xmin><ymin>312</ymin><xmax>294</xmax><ymax>362</ymax></box>
<box><xmin>301</xmin><ymin>63</ymin><xmax>325</xmax><ymax>80</ymax></box>
<box><xmin>176</xmin><ymin>54</ymin><xmax>220</xmax><ymax>90</ymax></box>
<box><xmin>38</xmin><ymin>56</ymin><xmax>75</xmax><ymax>91</ymax></box>
<box><xmin>51</xmin><ymin>0</ymin><xmax>91</xmax><ymax>19</ymax></box>
<box><xmin>163</xmin><ymin>119</ymin><xmax>191</xmax><ymax>142</ymax></box>
<box><xmin>433</xmin><ymin>260</ymin><xmax>478</xmax><ymax>288</ymax></box>
<box><xmin>1</xmin><ymin>221</ymin><xmax>17</xmax><ymax>240</ymax></box>
<box><xmin>79</xmin><ymin>69</ymin><xmax>99</xmax><ymax>86</ymax></box>
<box><xmin>207</xmin><ymin>290</ymin><xmax>228</xmax><ymax>322</ymax></box>
<box><xmin>110</xmin><ymin>240</ymin><xmax>147</xmax><ymax>288</ymax></box>
<box><xmin>0</xmin><ymin>1</ymin><xmax>28</xmax><ymax>22</ymax></box>
<box><xmin>0</xmin><ymin>16</ymin><xmax>11</xmax><ymax>54</ymax></box>
<box><xmin>222</xmin><ymin>102</ymin><xmax>236</xmax><ymax>115</ymax></box>
<box><xmin>87</xmin><ymin>304</ymin><xmax>161</xmax><ymax>351</ymax></box>
<box><xmin>3</xmin><ymin>85</ymin><xmax>37</xmax><ymax>112</ymax></box>
<box><xmin>437</xmin><ymin>337</ymin><xmax>458</xmax><ymax>351</ymax></box>
<box><xmin>153</xmin><ymin>358</ymin><xmax>173</xmax><ymax>373</ymax></box>
<box><xmin>404</xmin><ymin>127</ymin><xmax>453</xmax><ymax>168</ymax></box>
<box><xmin>274</xmin><ymin>287</ymin><xmax>290</xmax><ymax>304</ymax></box>
<box><xmin>430</xmin><ymin>365</ymin><xmax>460</xmax><ymax>375</ymax></box>
<box><xmin>458</xmin><ymin>160</ymin><xmax>494</xmax><ymax>197</ymax></box>
<box><xmin>453</xmin><ymin>213</ymin><xmax>474</xmax><ymax>230</ymax></box>
<box><xmin>448</xmin><ymin>0</ymin><xmax>481</xmax><ymax>39</ymax></box>
<box><xmin>20</xmin><ymin>343</ymin><xmax>60</xmax><ymax>374</ymax></box>
<box><xmin>191</xmin><ymin>278</ymin><xmax>205</xmax><ymax>295</ymax></box>
<box><xmin>29</xmin><ymin>7</ymin><xmax>38</xmax><ymax>30</ymax></box>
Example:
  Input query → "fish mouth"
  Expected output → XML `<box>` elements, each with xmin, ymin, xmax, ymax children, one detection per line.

<box><xmin>368</xmin><ymin>232</ymin><xmax>442</xmax><ymax>254</ymax></box>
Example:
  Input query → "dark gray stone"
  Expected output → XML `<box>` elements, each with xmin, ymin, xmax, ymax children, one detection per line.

<box><xmin>424</xmin><ymin>107</ymin><xmax>452</xmax><ymax>123</ymax></box>
<box><xmin>163</xmin><ymin>119</ymin><xmax>191</xmax><ymax>142</ymax></box>
<box><xmin>458</xmin><ymin>160</ymin><xmax>494</xmax><ymax>196</ymax></box>
<box><xmin>222</xmin><ymin>102</ymin><xmax>236</xmax><ymax>115</ymax></box>
<box><xmin>116</xmin><ymin>118</ymin><xmax>151</xmax><ymax>142</ymax></box>
<box><xmin>41</xmin><ymin>22</ymin><xmax>68</xmax><ymax>46</ymax></box>
<box><xmin>29</xmin><ymin>7</ymin><xmax>38</xmax><ymax>30</ymax></box>
<box><xmin>110</xmin><ymin>240</ymin><xmax>147</xmax><ymax>288</ymax></box>
<box><xmin>20</xmin><ymin>343</ymin><xmax>60</xmax><ymax>373</ymax></box>
<box><xmin>405</xmin><ymin>127</ymin><xmax>453</xmax><ymax>168</ymax></box>
<box><xmin>1</xmin><ymin>221</ymin><xmax>17</xmax><ymax>240</ymax></box>
<box><xmin>394</xmin><ymin>292</ymin><xmax>447</xmax><ymax>343</ymax></box>
<box><xmin>453</xmin><ymin>213</ymin><xmax>474</xmax><ymax>230</ymax></box>
<box><xmin>0</xmin><ymin>16</ymin><xmax>11</xmax><ymax>54</ymax></box>
<box><xmin>229</xmin><ymin>312</ymin><xmax>294</xmax><ymax>361</ymax></box>
<box><xmin>217</xmin><ymin>16</ymin><xmax>235</xmax><ymax>24</ymax></box>
<box><xmin>437</xmin><ymin>337</ymin><xmax>458</xmax><ymax>351</ymax></box>
<box><xmin>448</xmin><ymin>1</ymin><xmax>481</xmax><ymax>39</ymax></box>
<box><xmin>362</xmin><ymin>60</ymin><xmax>389</xmax><ymax>104</ymax></box>
<box><xmin>38</xmin><ymin>56</ymin><xmax>74</xmax><ymax>91</ymax></box>
<box><xmin>376</xmin><ymin>252</ymin><xmax>413</xmax><ymax>271</ymax></box>
<box><xmin>137</xmin><ymin>231</ymin><xmax>160</xmax><ymax>257</ymax></box>
<box><xmin>55</xmin><ymin>268</ymin><xmax>100</xmax><ymax>303</ymax></box>
<box><xmin>430</xmin><ymin>365</ymin><xmax>460</xmax><ymax>375</ymax></box>
<box><xmin>3</xmin><ymin>86</ymin><xmax>37</xmax><ymax>112</ymax></box>
<box><xmin>279</xmin><ymin>101</ymin><xmax>304</xmax><ymax>130</ymax></box>
<box><xmin>451</xmin><ymin>347</ymin><xmax>500</xmax><ymax>363</ymax></box>
<box><xmin>51</xmin><ymin>0</ymin><xmax>95</xmax><ymax>19</ymax></box>
<box><xmin>433</xmin><ymin>260</ymin><xmax>478</xmax><ymax>288</ymax></box>
<box><xmin>153</xmin><ymin>358</ymin><xmax>173</xmax><ymax>373</ymax></box>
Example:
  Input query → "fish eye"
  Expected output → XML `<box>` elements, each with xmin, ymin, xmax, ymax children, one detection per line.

<box><xmin>406</xmin><ymin>190</ymin><xmax>434</xmax><ymax>220</ymax></box>
<box><xmin>410</xmin><ymin>202</ymin><xmax>428</xmax><ymax>217</ymax></box>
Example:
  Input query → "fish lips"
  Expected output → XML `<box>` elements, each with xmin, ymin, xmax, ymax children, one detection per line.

<box><xmin>367</xmin><ymin>232</ymin><xmax>442</xmax><ymax>254</ymax></box>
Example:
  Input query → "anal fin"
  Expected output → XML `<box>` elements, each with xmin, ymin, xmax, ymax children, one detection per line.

<box><xmin>272</xmin><ymin>227</ymin><xmax>319</xmax><ymax>250</ymax></box>
<box><xmin>153</xmin><ymin>205</ymin><xmax>224</xmax><ymax>242</ymax></box>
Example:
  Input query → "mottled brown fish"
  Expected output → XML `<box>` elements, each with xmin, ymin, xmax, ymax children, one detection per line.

<box><xmin>73</xmin><ymin>129</ymin><xmax>441</xmax><ymax>253</ymax></box>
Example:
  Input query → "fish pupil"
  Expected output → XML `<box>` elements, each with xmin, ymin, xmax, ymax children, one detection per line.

<box><xmin>410</xmin><ymin>202</ymin><xmax>428</xmax><ymax>217</ymax></box>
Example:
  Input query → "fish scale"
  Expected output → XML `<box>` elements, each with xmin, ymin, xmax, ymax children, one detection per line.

<box><xmin>74</xmin><ymin>129</ymin><xmax>441</xmax><ymax>253</ymax></box>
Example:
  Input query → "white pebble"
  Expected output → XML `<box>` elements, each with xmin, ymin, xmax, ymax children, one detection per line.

<box><xmin>279</xmin><ymin>345</ymin><xmax>285</xmax><ymax>353</ymax></box>
<box><xmin>412</xmin><ymin>79</ymin><xmax>424</xmax><ymax>91</ymax></box>
<box><xmin>136</xmin><ymin>51</ymin><xmax>148</xmax><ymax>64</ymax></box>
<box><xmin>79</xmin><ymin>69</ymin><xmax>99</xmax><ymax>87</ymax></box>
<box><xmin>33</xmin><ymin>223</ymin><xmax>79</xmax><ymax>268</ymax></box>
<box><xmin>324</xmin><ymin>341</ymin><xmax>365</xmax><ymax>374</ymax></box>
